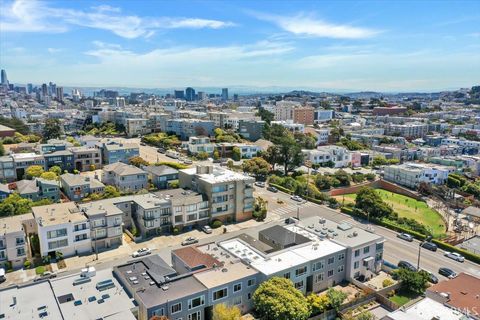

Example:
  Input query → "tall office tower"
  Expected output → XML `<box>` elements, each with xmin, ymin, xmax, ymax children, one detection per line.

<box><xmin>221</xmin><ymin>88</ymin><xmax>228</xmax><ymax>101</ymax></box>
<box><xmin>233</xmin><ymin>94</ymin><xmax>239</xmax><ymax>101</ymax></box>
<box><xmin>27</xmin><ymin>83</ymin><xmax>33</xmax><ymax>94</ymax></box>
<box><xmin>49</xmin><ymin>82</ymin><xmax>57</xmax><ymax>97</ymax></box>
<box><xmin>1</xmin><ymin>69</ymin><xmax>8</xmax><ymax>86</ymax></box>
<box><xmin>197</xmin><ymin>91</ymin><xmax>206</xmax><ymax>100</ymax></box>
<box><xmin>185</xmin><ymin>87</ymin><xmax>196</xmax><ymax>101</ymax></box>
<box><xmin>116</xmin><ymin>97</ymin><xmax>126</xmax><ymax>108</ymax></box>
<box><xmin>174</xmin><ymin>90</ymin><xmax>185</xmax><ymax>99</ymax></box>
<box><xmin>41</xmin><ymin>83</ymin><xmax>48</xmax><ymax>96</ymax></box>
<box><xmin>56</xmin><ymin>87</ymin><xmax>64</xmax><ymax>101</ymax></box>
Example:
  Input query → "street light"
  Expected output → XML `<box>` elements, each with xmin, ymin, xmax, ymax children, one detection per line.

<box><xmin>417</xmin><ymin>235</ymin><xmax>432</xmax><ymax>270</ymax></box>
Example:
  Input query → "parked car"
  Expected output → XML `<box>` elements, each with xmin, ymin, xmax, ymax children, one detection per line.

<box><xmin>181</xmin><ymin>237</ymin><xmax>199</xmax><ymax>246</ymax></box>
<box><xmin>397</xmin><ymin>260</ymin><xmax>417</xmax><ymax>272</ymax></box>
<box><xmin>255</xmin><ymin>181</ymin><xmax>266</xmax><ymax>188</ymax></box>
<box><xmin>444</xmin><ymin>251</ymin><xmax>465</xmax><ymax>262</ymax></box>
<box><xmin>438</xmin><ymin>267</ymin><xmax>457</xmax><ymax>278</ymax></box>
<box><xmin>420</xmin><ymin>242</ymin><xmax>438</xmax><ymax>252</ymax></box>
<box><xmin>291</xmin><ymin>195</ymin><xmax>303</xmax><ymax>202</ymax></box>
<box><xmin>397</xmin><ymin>233</ymin><xmax>414</xmax><ymax>242</ymax></box>
<box><xmin>140</xmin><ymin>142</ymin><xmax>146</xmax><ymax>146</ymax></box>
<box><xmin>33</xmin><ymin>271</ymin><xmax>57</xmax><ymax>282</ymax></box>
<box><xmin>183</xmin><ymin>159</ymin><xmax>193</xmax><ymax>165</ymax></box>
<box><xmin>157</xmin><ymin>148</ymin><xmax>165</xmax><ymax>154</ymax></box>
<box><xmin>132</xmin><ymin>248</ymin><xmax>152</xmax><ymax>258</ymax></box>
<box><xmin>0</xmin><ymin>268</ymin><xmax>5</xmax><ymax>283</ymax></box>
<box><xmin>421</xmin><ymin>269</ymin><xmax>439</xmax><ymax>284</ymax></box>
<box><xmin>267</xmin><ymin>186</ymin><xmax>278</xmax><ymax>193</ymax></box>
<box><xmin>202</xmin><ymin>226</ymin><xmax>213</xmax><ymax>234</ymax></box>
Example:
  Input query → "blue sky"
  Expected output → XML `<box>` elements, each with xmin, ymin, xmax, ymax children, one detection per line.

<box><xmin>1</xmin><ymin>0</ymin><xmax>479</xmax><ymax>91</ymax></box>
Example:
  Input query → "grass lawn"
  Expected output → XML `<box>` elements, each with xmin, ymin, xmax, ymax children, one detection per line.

<box><xmin>389</xmin><ymin>289</ymin><xmax>420</xmax><ymax>306</ymax></box>
<box><xmin>334</xmin><ymin>189</ymin><xmax>446</xmax><ymax>237</ymax></box>
<box><xmin>35</xmin><ymin>265</ymin><xmax>46</xmax><ymax>275</ymax></box>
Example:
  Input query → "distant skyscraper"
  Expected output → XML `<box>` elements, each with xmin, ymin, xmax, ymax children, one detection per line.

<box><xmin>49</xmin><ymin>82</ymin><xmax>56</xmax><ymax>96</ymax></box>
<box><xmin>56</xmin><ymin>87</ymin><xmax>64</xmax><ymax>101</ymax></box>
<box><xmin>197</xmin><ymin>91</ymin><xmax>206</xmax><ymax>100</ymax></box>
<box><xmin>185</xmin><ymin>87</ymin><xmax>196</xmax><ymax>101</ymax></box>
<box><xmin>233</xmin><ymin>94</ymin><xmax>239</xmax><ymax>101</ymax></box>
<box><xmin>1</xmin><ymin>69</ymin><xmax>8</xmax><ymax>86</ymax></box>
<box><xmin>41</xmin><ymin>83</ymin><xmax>48</xmax><ymax>96</ymax></box>
<box><xmin>222</xmin><ymin>88</ymin><xmax>228</xmax><ymax>101</ymax></box>
<box><xmin>27</xmin><ymin>83</ymin><xmax>33</xmax><ymax>94</ymax></box>
<box><xmin>116</xmin><ymin>97</ymin><xmax>126</xmax><ymax>108</ymax></box>
<box><xmin>174</xmin><ymin>90</ymin><xmax>185</xmax><ymax>99</ymax></box>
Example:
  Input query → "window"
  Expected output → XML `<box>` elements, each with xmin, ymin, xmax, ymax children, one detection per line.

<box><xmin>47</xmin><ymin>228</ymin><xmax>67</xmax><ymax>239</ymax></box>
<box><xmin>48</xmin><ymin>239</ymin><xmax>68</xmax><ymax>250</ymax></box>
<box><xmin>295</xmin><ymin>266</ymin><xmax>307</xmax><ymax>277</ymax></box>
<box><xmin>233</xmin><ymin>283</ymin><xmax>242</xmax><ymax>293</ymax></box>
<box><xmin>354</xmin><ymin>261</ymin><xmax>360</xmax><ymax>269</ymax></box>
<box><xmin>152</xmin><ymin>308</ymin><xmax>164</xmax><ymax>316</ymax></box>
<box><xmin>327</xmin><ymin>270</ymin><xmax>334</xmax><ymax>277</ymax></box>
<box><xmin>171</xmin><ymin>302</ymin><xmax>182</xmax><ymax>314</ymax></box>
<box><xmin>312</xmin><ymin>260</ymin><xmax>324</xmax><ymax>271</ymax></box>
<box><xmin>363</xmin><ymin>246</ymin><xmax>370</xmax><ymax>254</ymax></box>
<box><xmin>187</xmin><ymin>214</ymin><xmax>197</xmax><ymax>222</ymax></box>
<box><xmin>337</xmin><ymin>265</ymin><xmax>344</xmax><ymax>273</ymax></box>
<box><xmin>17</xmin><ymin>248</ymin><xmax>25</xmax><ymax>256</ymax></box>
<box><xmin>314</xmin><ymin>273</ymin><xmax>324</xmax><ymax>283</ymax></box>
<box><xmin>247</xmin><ymin>293</ymin><xmax>252</xmax><ymax>300</ymax></box>
<box><xmin>294</xmin><ymin>280</ymin><xmax>304</xmax><ymax>290</ymax></box>
<box><xmin>376</xmin><ymin>242</ymin><xmax>384</xmax><ymax>251</ymax></box>
<box><xmin>188</xmin><ymin>311</ymin><xmax>201</xmax><ymax>320</ymax></box>
<box><xmin>15</xmin><ymin>237</ymin><xmax>24</xmax><ymax>245</ymax></box>
<box><xmin>247</xmin><ymin>279</ymin><xmax>256</xmax><ymax>287</ymax></box>
<box><xmin>188</xmin><ymin>296</ymin><xmax>204</xmax><ymax>309</ymax></box>
<box><xmin>213</xmin><ymin>288</ymin><xmax>228</xmax><ymax>301</ymax></box>
<box><xmin>175</xmin><ymin>206</ymin><xmax>182</xmax><ymax>213</ymax></box>
<box><xmin>354</xmin><ymin>249</ymin><xmax>360</xmax><ymax>257</ymax></box>
<box><xmin>175</xmin><ymin>215</ymin><xmax>183</xmax><ymax>223</ymax></box>
<box><xmin>327</xmin><ymin>257</ymin><xmax>335</xmax><ymax>265</ymax></box>
<box><xmin>338</xmin><ymin>253</ymin><xmax>345</xmax><ymax>261</ymax></box>
<box><xmin>232</xmin><ymin>296</ymin><xmax>242</xmax><ymax>306</ymax></box>
<box><xmin>283</xmin><ymin>272</ymin><xmax>291</xmax><ymax>279</ymax></box>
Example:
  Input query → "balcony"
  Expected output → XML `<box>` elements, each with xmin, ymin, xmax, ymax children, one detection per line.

<box><xmin>143</xmin><ymin>215</ymin><xmax>156</xmax><ymax>221</ymax></box>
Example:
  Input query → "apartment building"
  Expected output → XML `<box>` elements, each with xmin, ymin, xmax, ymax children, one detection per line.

<box><xmin>237</xmin><ymin>120</ymin><xmax>265</xmax><ymax>141</ymax></box>
<box><xmin>130</xmin><ymin>193</ymin><xmax>172</xmax><ymax>237</ymax></box>
<box><xmin>0</xmin><ymin>213</ymin><xmax>31</xmax><ymax>268</ymax></box>
<box><xmin>314</xmin><ymin>109</ymin><xmax>334</xmax><ymax>123</ymax></box>
<box><xmin>187</xmin><ymin>136</ymin><xmax>215</xmax><ymax>155</ymax></box>
<box><xmin>274</xmin><ymin>101</ymin><xmax>300</xmax><ymax>121</ymax></box>
<box><xmin>125</xmin><ymin>118</ymin><xmax>150</xmax><ymax>137</ymax></box>
<box><xmin>162</xmin><ymin>119</ymin><xmax>215</xmax><ymax>140</ymax></box>
<box><xmin>302</xmin><ymin>145</ymin><xmax>351</xmax><ymax>168</ymax></box>
<box><xmin>15</xmin><ymin>178</ymin><xmax>60</xmax><ymax>202</ymax></box>
<box><xmin>179</xmin><ymin>165</ymin><xmax>255</xmax><ymax>222</ymax></box>
<box><xmin>293</xmin><ymin>106</ymin><xmax>315</xmax><ymax>125</ymax></box>
<box><xmin>31</xmin><ymin>203</ymin><xmax>92</xmax><ymax>257</ymax></box>
<box><xmin>384</xmin><ymin>162</ymin><xmax>455</xmax><ymax>189</ymax></box>
<box><xmin>441</xmin><ymin>137</ymin><xmax>480</xmax><ymax>154</ymax></box>
<box><xmin>60</xmin><ymin>173</ymin><xmax>105</xmax><ymax>201</ymax></box>
<box><xmin>271</xmin><ymin>120</ymin><xmax>305</xmax><ymax>133</ymax></box>
<box><xmin>385</xmin><ymin>122</ymin><xmax>429</xmax><ymax>138</ymax></box>
<box><xmin>43</xmin><ymin>150</ymin><xmax>74</xmax><ymax>172</ymax></box>
<box><xmin>208</xmin><ymin>111</ymin><xmax>260</xmax><ymax>129</ymax></box>
<box><xmin>11</xmin><ymin>153</ymin><xmax>45</xmax><ymax>179</ymax></box>
<box><xmin>97</xmin><ymin>140</ymin><xmax>140</xmax><ymax>164</ymax></box>
<box><xmin>143</xmin><ymin>165</ymin><xmax>179</xmax><ymax>190</ymax></box>
<box><xmin>102</xmin><ymin>162</ymin><xmax>148</xmax><ymax>192</ymax></box>
<box><xmin>70</xmin><ymin>146</ymin><xmax>102</xmax><ymax>171</ymax></box>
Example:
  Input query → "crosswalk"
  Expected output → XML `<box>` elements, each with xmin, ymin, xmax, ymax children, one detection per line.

<box><xmin>268</xmin><ymin>202</ymin><xmax>317</xmax><ymax>217</ymax></box>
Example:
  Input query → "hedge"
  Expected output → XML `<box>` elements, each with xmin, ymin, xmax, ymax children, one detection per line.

<box><xmin>269</xmin><ymin>183</ymin><xmax>294</xmax><ymax>195</ymax></box>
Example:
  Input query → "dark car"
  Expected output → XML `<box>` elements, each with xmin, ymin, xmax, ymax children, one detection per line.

<box><xmin>397</xmin><ymin>260</ymin><xmax>417</xmax><ymax>272</ymax></box>
<box><xmin>157</xmin><ymin>148</ymin><xmax>165</xmax><ymax>154</ymax></box>
<box><xmin>420</xmin><ymin>242</ymin><xmax>438</xmax><ymax>252</ymax></box>
<box><xmin>438</xmin><ymin>267</ymin><xmax>457</xmax><ymax>279</ymax></box>
<box><xmin>267</xmin><ymin>186</ymin><xmax>278</xmax><ymax>193</ymax></box>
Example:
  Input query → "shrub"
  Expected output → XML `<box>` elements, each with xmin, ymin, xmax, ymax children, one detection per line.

<box><xmin>24</xmin><ymin>260</ymin><xmax>31</xmax><ymax>269</ymax></box>
<box><xmin>382</xmin><ymin>278</ymin><xmax>394</xmax><ymax>288</ymax></box>
<box><xmin>131</xmin><ymin>226</ymin><xmax>138</xmax><ymax>237</ymax></box>
<box><xmin>172</xmin><ymin>227</ymin><xmax>180</xmax><ymax>235</ymax></box>
<box><xmin>211</xmin><ymin>220</ymin><xmax>223</xmax><ymax>229</ymax></box>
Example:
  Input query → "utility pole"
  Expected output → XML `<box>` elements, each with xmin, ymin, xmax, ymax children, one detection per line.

<box><xmin>417</xmin><ymin>235</ymin><xmax>432</xmax><ymax>270</ymax></box>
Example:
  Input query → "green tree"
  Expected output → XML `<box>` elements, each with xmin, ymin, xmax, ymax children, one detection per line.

<box><xmin>355</xmin><ymin>187</ymin><xmax>393</xmax><ymax>219</ymax></box>
<box><xmin>253</xmin><ymin>277</ymin><xmax>311</xmax><ymax>320</ymax></box>
<box><xmin>25</xmin><ymin>165</ymin><xmax>45</xmax><ymax>179</ymax></box>
<box><xmin>0</xmin><ymin>193</ymin><xmax>34</xmax><ymax>217</ymax></box>
<box><xmin>265</xmin><ymin>132</ymin><xmax>303</xmax><ymax>174</ymax></box>
<box><xmin>333</xmin><ymin>169</ymin><xmax>351</xmax><ymax>187</ymax></box>
<box><xmin>0</xmin><ymin>116</ymin><xmax>30</xmax><ymax>134</ymax></box>
<box><xmin>129</xmin><ymin>156</ymin><xmax>149</xmax><ymax>168</ymax></box>
<box><xmin>232</xmin><ymin>147</ymin><xmax>241</xmax><ymax>161</ymax></box>
<box><xmin>256</xmin><ymin>108</ymin><xmax>274</xmax><ymax>124</ymax></box>
<box><xmin>40</xmin><ymin>171</ymin><xmax>57</xmax><ymax>180</ymax></box>
<box><xmin>212</xmin><ymin>303</ymin><xmax>241</xmax><ymax>320</ymax></box>
<box><xmin>42</xmin><ymin>119</ymin><xmax>62</xmax><ymax>141</ymax></box>
<box><xmin>0</xmin><ymin>141</ymin><xmax>4</xmax><ymax>156</ymax></box>
<box><xmin>103</xmin><ymin>185</ymin><xmax>121</xmax><ymax>198</ymax></box>
<box><xmin>49</xmin><ymin>166</ymin><xmax>62</xmax><ymax>176</ymax></box>
<box><xmin>371</xmin><ymin>156</ymin><xmax>388</xmax><ymax>167</ymax></box>
<box><xmin>394</xmin><ymin>268</ymin><xmax>430</xmax><ymax>294</ymax></box>
<box><xmin>253</xmin><ymin>196</ymin><xmax>268</xmax><ymax>221</ymax></box>
<box><xmin>315</xmin><ymin>174</ymin><xmax>332</xmax><ymax>190</ymax></box>
<box><xmin>213</xmin><ymin>149</ymin><xmax>220</xmax><ymax>160</ymax></box>
<box><xmin>197</xmin><ymin>151</ymin><xmax>209</xmax><ymax>160</ymax></box>
<box><xmin>326</xmin><ymin>288</ymin><xmax>347</xmax><ymax>311</ymax></box>
<box><xmin>306</xmin><ymin>293</ymin><xmax>330</xmax><ymax>315</ymax></box>
<box><xmin>242</xmin><ymin>157</ymin><xmax>270</xmax><ymax>179</ymax></box>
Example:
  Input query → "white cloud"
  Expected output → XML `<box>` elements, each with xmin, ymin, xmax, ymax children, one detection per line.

<box><xmin>47</xmin><ymin>48</ymin><xmax>63</xmax><ymax>53</ymax></box>
<box><xmin>254</xmin><ymin>12</ymin><xmax>379</xmax><ymax>39</ymax></box>
<box><xmin>0</xmin><ymin>0</ymin><xmax>236</xmax><ymax>38</ymax></box>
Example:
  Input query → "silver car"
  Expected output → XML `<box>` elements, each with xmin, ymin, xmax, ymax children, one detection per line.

<box><xmin>444</xmin><ymin>251</ymin><xmax>464</xmax><ymax>262</ymax></box>
<box><xmin>132</xmin><ymin>248</ymin><xmax>152</xmax><ymax>258</ymax></box>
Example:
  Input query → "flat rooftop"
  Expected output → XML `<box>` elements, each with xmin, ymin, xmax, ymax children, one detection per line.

<box><xmin>385</xmin><ymin>297</ymin><xmax>468</xmax><ymax>320</ymax></box>
<box><xmin>0</xmin><ymin>281</ymin><xmax>63</xmax><ymax>320</ymax></box>
<box><xmin>458</xmin><ymin>235</ymin><xmax>480</xmax><ymax>255</ymax></box>
<box><xmin>0</xmin><ymin>213</ymin><xmax>33</xmax><ymax>235</ymax></box>
<box><xmin>181</xmin><ymin>166</ymin><xmax>254</xmax><ymax>184</ymax></box>
<box><xmin>297</xmin><ymin>216</ymin><xmax>383</xmax><ymax>248</ymax></box>
<box><xmin>50</xmin><ymin>268</ymin><xmax>136</xmax><ymax>320</ymax></box>
<box><xmin>32</xmin><ymin>202</ymin><xmax>88</xmax><ymax>226</ymax></box>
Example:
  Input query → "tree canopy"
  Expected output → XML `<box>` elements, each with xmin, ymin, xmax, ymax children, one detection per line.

<box><xmin>25</xmin><ymin>165</ymin><xmax>45</xmax><ymax>179</ymax></box>
<box><xmin>394</xmin><ymin>268</ymin><xmax>430</xmax><ymax>294</ymax></box>
<box><xmin>212</xmin><ymin>303</ymin><xmax>241</xmax><ymax>320</ymax></box>
<box><xmin>0</xmin><ymin>193</ymin><xmax>52</xmax><ymax>217</ymax></box>
<box><xmin>129</xmin><ymin>156</ymin><xmax>149</xmax><ymax>168</ymax></box>
<box><xmin>355</xmin><ymin>187</ymin><xmax>393</xmax><ymax>219</ymax></box>
<box><xmin>42</xmin><ymin>119</ymin><xmax>62</xmax><ymax>141</ymax></box>
<box><xmin>242</xmin><ymin>157</ymin><xmax>270</xmax><ymax>178</ymax></box>
<box><xmin>253</xmin><ymin>277</ymin><xmax>311</xmax><ymax>320</ymax></box>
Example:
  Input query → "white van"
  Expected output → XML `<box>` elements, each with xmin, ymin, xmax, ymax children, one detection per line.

<box><xmin>166</xmin><ymin>150</ymin><xmax>180</xmax><ymax>159</ymax></box>
<box><xmin>0</xmin><ymin>268</ymin><xmax>5</xmax><ymax>283</ymax></box>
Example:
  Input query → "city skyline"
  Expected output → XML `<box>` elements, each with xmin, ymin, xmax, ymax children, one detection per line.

<box><xmin>1</xmin><ymin>0</ymin><xmax>479</xmax><ymax>91</ymax></box>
